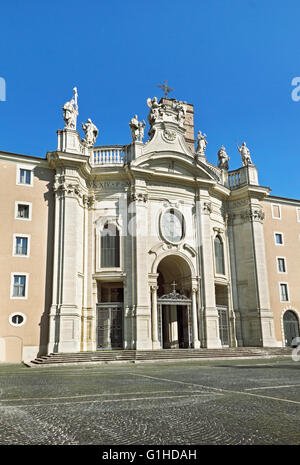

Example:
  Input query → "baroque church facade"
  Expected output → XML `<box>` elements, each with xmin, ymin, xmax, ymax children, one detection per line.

<box><xmin>1</xmin><ymin>89</ymin><xmax>300</xmax><ymax>363</ymax></box>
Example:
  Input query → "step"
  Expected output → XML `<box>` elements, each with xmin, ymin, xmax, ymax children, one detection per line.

<box><xmin>30</xmin><ymin>347</ymin><xmax>292</xmax><ymax>365</ymax></box>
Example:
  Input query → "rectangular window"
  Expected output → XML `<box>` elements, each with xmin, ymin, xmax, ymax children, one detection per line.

<box><xmin>15</xmin><ymin>201</ymin><xmax>32</xmax><ymax>221</ymax></box>
<box><xmin>275</xmin><ymin>233</ymin><xmax>283</xmax><ymax>245</ymax></box>
<box><xmin>15</xmin><ymin>237</ymin><xmax>28</xmax><ymax>255</ymax></box>
<box><xmin>17</xmin><ymin>204</ymin><xmax>30</xmax><ymax>219</ymax></box>
<box><xmin>277</xmin><ymin>258</ymin><xmax>286</xmax><ymax>273</ymax></box>
<box><xmin>272</xmin><ymin>204</ymin><xmax>281</xmax><ymax>219</ymax></box>
<box><xmin>12</xmin><ymin>275</ymin><xmax>26</xmax><ymax>297</ymax></box>
<box><xmin>280</xmin><ymin>283</ymin><xmax>289</xmax><ymax>302</ymax></box>
<box><xmin>297</xmin><ymin>208</ymin><xmax>300</xmax><ymax>222</ymax></box>
<box><xmin>19</xmin><ymin>169</ymin><xmax>31</xmax><ymax>185</ymax></box>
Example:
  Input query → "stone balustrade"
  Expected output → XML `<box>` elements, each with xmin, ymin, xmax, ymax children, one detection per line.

<box><xmin>91</xmin><ymin>146</ymin><xmax>128</xmax><ymax>166</ymax></box>
<box><xmin>227</xmin><ymin>165</ymin><xmax>258</xmax><ymax>189</ymax></box>
<box><xmin>228</xmin><ymin>169</ymin><xmax>242</xmax><ymax>188</ymax></box>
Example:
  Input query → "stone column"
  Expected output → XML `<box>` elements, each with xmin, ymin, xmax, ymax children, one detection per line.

<box><xmin>151</xmin><ymin>286</ymin><xmax>160</xmax><ymax>349</ymax></box>
<box><xmin>191</xmin><ymin>288</ymin><xmax>200</xmax><ymax>348</ymax></box>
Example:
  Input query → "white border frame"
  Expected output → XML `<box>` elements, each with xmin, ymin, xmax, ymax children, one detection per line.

<box><xmin>12</xmin><ymin>234</ymin><xmax>31</xmax><ymax>258</ymax></box>
<box><xmin>96</xmin><ymin>217</ymin><xmax>123</xmax><ymax>272</ymax></box>
<box><xmin>9</xmin><ymin>312</ymin><xmax>27</xmax><ymax>328</ymax></box>
<box><xmin>10</xmin><ymin>272</ymin><xmax>29</xmax><ymax>300</ymax></box>
<box><xmin>271</xmin><ymin>203</ymin><xmax>281</xmax><ymax>220</ymax></box>
<box><xmin>279</xmin><ymin>282</ymin><xmax>290</xmax><ymax>303</ymax></box>
<box><xmin>274</xmin><ymin>231</ymin><xmax>284</xmax><ymax>246</ymax></box>
<box><xmin>16</xmin><ymin>163</ymin><xmax>34</xmax><ymax>187</ymax></box>
<box><xmin>159</xmin><ymin>207</ymin><xmax>186</xmax><ymax>246</ymax></box>
<box><xmin>15</xmin><ymin>201</ymin><xmax>32</xmax><ymax>221</ymax></box>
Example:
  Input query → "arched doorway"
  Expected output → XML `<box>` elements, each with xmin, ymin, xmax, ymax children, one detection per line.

<box><xmin>156</xmin><ymin>255</ymin><xmax>193</xmax><ymax>349</ymax></box>
<box><xmin>283</xmin><ymin>311</ymin><xmax>300</xmax><ymax>347</ymax></box>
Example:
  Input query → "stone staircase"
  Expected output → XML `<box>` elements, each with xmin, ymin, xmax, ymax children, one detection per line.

<box><xmin>29</xmin><ymin>347</ymin><xmax>293</xmax><ymax>366</ymax></box>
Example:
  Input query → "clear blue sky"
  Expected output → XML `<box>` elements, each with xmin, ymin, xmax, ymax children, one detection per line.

<box><xmin>1</xmin><ymin>0</ymin><xmax>300</xmax><ymax>198</ymax></box>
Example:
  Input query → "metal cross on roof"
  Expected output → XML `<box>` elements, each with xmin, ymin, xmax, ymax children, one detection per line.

<box><xmin>171</xmin><ymin>281</ymin><xmax>177</xmax><ymax>293</ymax></box>
<box><xmin>158</xmin><ymin>80</ymin><xmax>174</xmax><ymax>98</ymax></box>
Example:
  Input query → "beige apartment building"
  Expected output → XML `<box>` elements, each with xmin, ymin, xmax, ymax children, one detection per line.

<box><xmin>0</xmin><ymin>91</ymin><xmax>299</xmax><ymax>363</ymax></box>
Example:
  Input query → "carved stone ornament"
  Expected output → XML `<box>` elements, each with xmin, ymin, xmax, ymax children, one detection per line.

<box><xmin>213</xmin><ymin>226</ymin><xmax>224</xmax><ymax>234</ymax></box>
<box><xmin>241</xmin><ymin>208</ymin><xmax>265</xmax><ymax>223</ymax></box>
<box><xmin>151</xmin><ymin>285</ymin><xmax>159</xmax><ymax>292</ymax></box>
<box><xmin>202</xmin><ymin>202</ymin><xmax>212</xmax><ymax>215</ymax></box>
<box><xmin>159</xmin><ymin>290</ymin><xmax>190</xmax><ymax>302</ymax></box>
<box><xmin>163</xmin><ymin>128</ymin><xmax>177</xmax><ymax>142</ymax></box>
<box><xmin>129</xmin><ymin>192</ymin><xmax>148</xmax><ymax>203</ymax></box>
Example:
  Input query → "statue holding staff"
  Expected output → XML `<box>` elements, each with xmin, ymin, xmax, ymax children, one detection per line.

<box><xmin>237</xmin><ymin>141</ymin><xmax>253</xmax><ymax>166</ymax></box>
<box><xmin>62</xmin><ymin>87</ymin><xmax>78</xmax><ymax>129</ymax></box>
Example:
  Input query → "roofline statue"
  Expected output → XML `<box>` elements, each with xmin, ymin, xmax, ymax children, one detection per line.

<box><xmin>81</xmin><ymin>118</ymin><xmax>99</xmax><ymax>147</ymax></box>
<box><xmin>237</xmin><ymin>141</ymin><xmax>253</xmax><ymax>166</ymax></box>
<box><xmin>62</xmin><ymin>87</ymin><xmax>78</xmax><ymax>130</ymax></box>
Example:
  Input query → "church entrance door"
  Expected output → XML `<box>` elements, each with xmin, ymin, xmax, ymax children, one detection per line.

<box><xmin>160</xmin><ymin>303</ymin><xmax>191</xmax><ymax>349</ymax></box>
<box><xmin>156</xmin><ymin>254</ymin><xmax>194</xmax><ymax>349</ymax></box>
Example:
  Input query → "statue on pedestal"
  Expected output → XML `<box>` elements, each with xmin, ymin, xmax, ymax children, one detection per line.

<box><xmin>237</xmin><ymin>142</ymin><xmax>253</xmax><ymax>166</ymax></box>
<box><xmin>147</xmin><ymin>97</ymin><xmax>163</xmax><ymax>124</ymax></box>
<box><xmin>82</xmin><ymin>118</ymin><xmax>98</xmax><ymax>146</ymax></box>
<box><xmin>195</xmin><ymin>130</ymin><xmax>208</xmax><ymax>155</ymax></box>
<box><xmin>129</xmin><ymin>115</ymin><xmax>146</xmax><ymax>142</ymax></box>
<box><xmin>217</xmin><ymin>145</ymin><xmax>229</xmax><ymax>170</ymax></box>
<box><xmin>62</xmin><ymin>87</ymin><xmax>78</xmax><ymax>129</ymax></box>
<box><xmin>172</xmin><ymin>100</ymin><xmax>187</xmax><ymax>125</ymax></box>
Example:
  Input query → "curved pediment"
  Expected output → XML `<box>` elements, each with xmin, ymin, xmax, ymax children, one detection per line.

<box><xmin>142</xmin><ymin>121</ymin><xmax>194</xmax><ymax>158</ymax></box>
<box><xmin>131</xmin><ymin>151</ymin><xmax>220</xmax><ymax>182</ymax></box>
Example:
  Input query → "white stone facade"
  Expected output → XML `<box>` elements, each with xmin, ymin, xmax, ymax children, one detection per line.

<box><xmin>45</xmin><ymin>94</ymin><xmax>279</xmax><ymax>354</ymax></box>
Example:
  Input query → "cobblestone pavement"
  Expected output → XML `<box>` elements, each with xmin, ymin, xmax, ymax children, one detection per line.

<box><xmin>0</xmin><ymin>358</ymin><xmax>300</xmax><ymax>445</ymax></box>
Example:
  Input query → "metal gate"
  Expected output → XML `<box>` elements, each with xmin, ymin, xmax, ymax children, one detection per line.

<box><xmin>217</xmin><ymin>306</ymin><xmax>229</xmax><ymax>346</ymax></box>
<box><xmin>283</xmin><ymin>310</ymin><xmax>300</xmax><ymax>347</ymax></box>
<box><xmin>96</xmin><ymin>303</ymin><xmax>123</xmax><ymax>349</ymax></box>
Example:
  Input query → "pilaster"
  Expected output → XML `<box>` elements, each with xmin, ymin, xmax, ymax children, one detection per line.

<box><xmin>196</xmin><ymin>191</ymin><xmax>222</xmax><ymax>348</ymax></box>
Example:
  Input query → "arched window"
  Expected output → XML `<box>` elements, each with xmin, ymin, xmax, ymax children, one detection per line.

<box><xmin>283</xmin><ymin>310</ymin><xmax>300</xmax><ymax>347</ymax></box>
<box><xmin>101</xmin><ymin>223</ymin><xmax>120</xmax><ymax>268</ymax></box>
<box><xmin>214</xmin><ymin>235</ymin><xmax>225</xmax><ymax>275</ymax></box>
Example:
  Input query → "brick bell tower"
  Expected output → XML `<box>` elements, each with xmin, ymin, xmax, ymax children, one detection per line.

<box><xmin>160</xmin><ymin>97</ymin><xmax>195</xmax><ymax>152</ymax></box>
